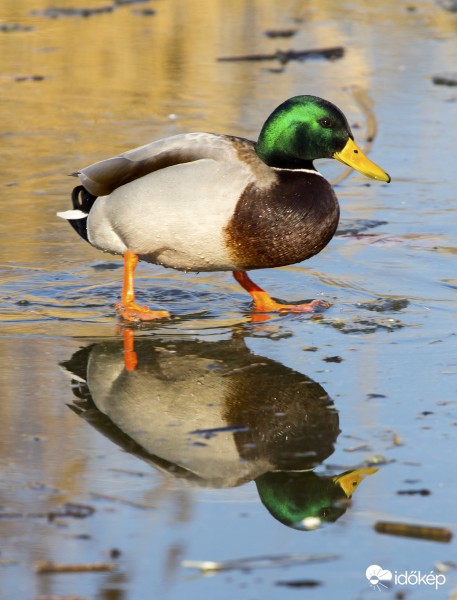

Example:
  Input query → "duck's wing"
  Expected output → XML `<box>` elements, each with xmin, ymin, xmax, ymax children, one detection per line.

<box><xmin>78</xmin><ymin>132</ymin><xmax>253</xmax><ymax>196</ymax></box>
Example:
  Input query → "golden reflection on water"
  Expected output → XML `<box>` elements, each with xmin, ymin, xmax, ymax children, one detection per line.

<box><xmin>0</xmin><ymin>1</ymin><xmax>434</xmax><ymax>155</ymax></box>
<box><xmin>0</xmin><ymin>0</ymin><xmax>450</xmax><ymax>286</ymax></box>
<box><xmin>1</xmin><ymin>0</ymin><xmax>453</xmax><ymax>255</ymax></box>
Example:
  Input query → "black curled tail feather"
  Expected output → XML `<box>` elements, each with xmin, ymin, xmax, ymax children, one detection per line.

<box><xmin>69</xmin><ymin>185</ymin><xmax>98</xmax><ymax>243</ymax></box>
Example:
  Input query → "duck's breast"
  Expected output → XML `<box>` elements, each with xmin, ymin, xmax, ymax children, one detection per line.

<box><xmin>224</xmin><ymin>169</ymin><xmax>340</xmax><ymax>270</ymax></box>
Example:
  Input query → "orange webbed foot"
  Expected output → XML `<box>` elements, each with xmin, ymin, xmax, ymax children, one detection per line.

<box><xmin>233</xmin><ymin>270</ymin><xmax>329</xmax><ymax>315</ymax></box>
<box><xmin>274</xmin><ymin>299</ymin><xmax>330</xmax><ymax>313</ymax></box>
<box><xmin>115</xmin><ymin>301</ymin><xmax>170</xmax><ymax>323</ymax></box>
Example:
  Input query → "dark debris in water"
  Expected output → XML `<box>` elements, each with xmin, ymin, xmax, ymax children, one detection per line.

<box><xmin>91</xmin><ymin>262</ymin><xmax>122</xmax><ymax>271</ymax></box>
<box><xmin>218</xmin><ymin>46</ymin><xmax>344</xmax><ymax>64</ymax></box>
<box><xmin>322</xmin><ymin>356</ymin><xmax>343</xmax><ymax>363</ymax></box>
<box><xmin>335</xmin><ymin>218</ymin><xmax>388</xmax><ymax>236</ymax></box>
<box><xmin>264</xmin><ymin>29</ymin><xmax>298</xmax><ymax>38</ymax></box>
<box><xmin>322</xmin><ymin>316</ymin><xmax>405</xmax><ymax>334</ymax></box>
<box><xmin>190</xmin><ymin>425</ymin><xmax>249</xmax><ymax>439</ymax></box>
<box><xmin>48</xmin><ymin>502</ymin><xmax>95</xmax><ymax>521</ymax></box>
<box><xmin>36</xmin><ymin>560</ymin><xmax>117</xmax><ymax>573</ymax></box>
<box><xmin>0</xmin><ymin>502</ymin><xmax>95</xmax><ymax>521</ymax></box>
<box><xmin>32</xmin><ymin>0</ymin><xmax>152</xmax><ymax>19</ymax></box>
<box><xmin>33</xmin><ymin>5</ymin><xmax>114</xmax><ymax>18</ymax></box>
<box><xmin>14</xmin><ymin>75</ymin><xmax>45</xmax><ymax>82</ymax></box>
<box><xmin>321</xmin><ymin>294</ymin><xmax>411</xmax><ymax>336</ymax></box>
<box><xmin>357</xmin><ymin>298</ymin><xmax>409</xmax><ymax>312</ymax></box>
<box><xmin>115</xmin><ymin>0</ymin><xmax>150</xmax><ymax>4</ymax></box>
<box><xmin>263</xmin><ymin>67</ymin><xmax>286</xmax><ymax>74</ymax></box>
<box><xmin>432</xmin><ymin>73</ymin><xmax>457</xmax><ymax>87</ymax></box>
<box><xmin>374</xmin><ymin>521</ymin><xmax>452</xmax><ymax>543</ymax></box>
<box><xmin>443</xmin><ymin>279</ymin><xmax>457</xmax><ymax>290</ymax></box>
<box><xmin>132</xmin><ymin>8</ymin><xmax>156</xmax><ymax>15</ymax></box>
<box><xmin>0</xmin><ymin>23</ymin><xmax>34</xmax><ymax>32</ymax></box>
<box><xmin>276</xmin><ymin>579</ymin><xmax>322</xmax><ymax>588</ymax></box>
<box><xmin>397</xmin><ymin>489</ymin><xmax>431</xmax><ymax>496</ymax></box>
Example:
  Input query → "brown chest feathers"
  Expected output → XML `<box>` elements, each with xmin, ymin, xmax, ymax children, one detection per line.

<box><xmin>224</xmin><ymin>170</ymin><xmax>340</xmax><ymax>270</ymax></box>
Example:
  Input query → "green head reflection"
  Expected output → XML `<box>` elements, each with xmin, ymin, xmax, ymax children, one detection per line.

<box><xmin>256</xmin><ymin>468</ymin><xmax>378</xmax><ymax>529</ymax></box>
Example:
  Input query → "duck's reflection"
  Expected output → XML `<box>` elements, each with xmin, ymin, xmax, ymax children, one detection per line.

<box><xmin>61</xmin><ymin>330</ymin><xmax>376</xmax><ymax>529</ymax></box>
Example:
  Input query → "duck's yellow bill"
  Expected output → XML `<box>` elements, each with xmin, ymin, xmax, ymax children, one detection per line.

<box><xmin>333</xmin><ymin>468</ymin><xmax>379</xmax><ymax>497</ymax></box>
<box><xmin>333</xmin><ymin>138</ymin><xmax>391</xmax><ymax>183</ymax></box>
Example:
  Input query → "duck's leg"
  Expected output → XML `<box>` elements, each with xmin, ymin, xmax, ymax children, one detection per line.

<box><xmin>233</xmin><ymin>271</ymin><xmax>329</xmax><ymax>313</ymax></box>
<box><xmin>122</xmin><ymin>327</ymin><xmax>138</xmax><ymax>371</ymax></box>
<box><xmin>115</xmin><ymin>250</ymin><xmax>170</xmax><ymax>322</ymax></box>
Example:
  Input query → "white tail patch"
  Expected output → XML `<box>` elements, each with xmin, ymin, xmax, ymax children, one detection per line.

<box><xmin>58</xmin><ymin>365</ymin><xmax>86</xmax><ymax>384</ymax></box>
<box><xmin>57</xmin><ymin>209</ymin><xmax>87</xmax><ymax>220</ymax></box>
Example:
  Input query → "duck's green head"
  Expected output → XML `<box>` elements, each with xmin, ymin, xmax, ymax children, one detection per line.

<box><xmin>256</xmin><ymin>95</ymin><xmax>390</xmax><ymax>182</ymax></box>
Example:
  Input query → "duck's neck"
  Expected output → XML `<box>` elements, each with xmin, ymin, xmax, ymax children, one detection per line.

<box><xmin>255</xmin><ymin>146</ymin><xmax>316</xmax><ymax>170</ymax></box>
<box><xmin>255</xmin><ymin>118</ymin><xmax>316</xmax><ymax>171</ymax></box>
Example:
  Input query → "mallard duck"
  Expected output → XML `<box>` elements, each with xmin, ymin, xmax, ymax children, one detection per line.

<box><xmin>58</xmin><ymin>95</ymin><xmax>390</xmax><ymax>321</ymax></box>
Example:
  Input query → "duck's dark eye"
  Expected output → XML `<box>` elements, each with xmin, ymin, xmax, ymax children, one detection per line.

<box><xmin>319</xmin><ymin>118</ymin><xmax>333</xmax><ymax>128</ymax></box>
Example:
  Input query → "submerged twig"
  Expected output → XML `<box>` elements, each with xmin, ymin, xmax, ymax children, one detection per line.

<box><xmin>91</xmin><ymin>491</ymin><xmax>154</xmax><ymax>510</ymax></box>
<box><xmin>0</xmin><ymin>502</ymin><xmax>94</xmax><ymax>521</ymax></box>
<box><xmin>374</xmin><ymin>521</ymin><xmax>452</xmax><ymax>543</ymax></box>
<box><xmin>189</xmin><ymin>425</ymin><xmax>249</xmax><ymax>439</ymax></box>
<box><xmin>48</xmin><ymin>502</ymin><xmax>95</xmax><ymax>521</ymax></box>
<box><xmin>182</xmin><ymin>552</ymin><xmax>339</xmax><ymax>573</ymax></box>
<box><xmin>218</xmin><ymin>46</ymin><xmax>344</xmax><ymax>64</ymax></box>
<box><xmin>36</xmin><ymin>561</ymin><xmax>116</xmax><ymax>574</ymax></box>
<box><xmin>108</xmin><ymin>467</ymin><xmax>147</xmax><ymax>477</ymax></box>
